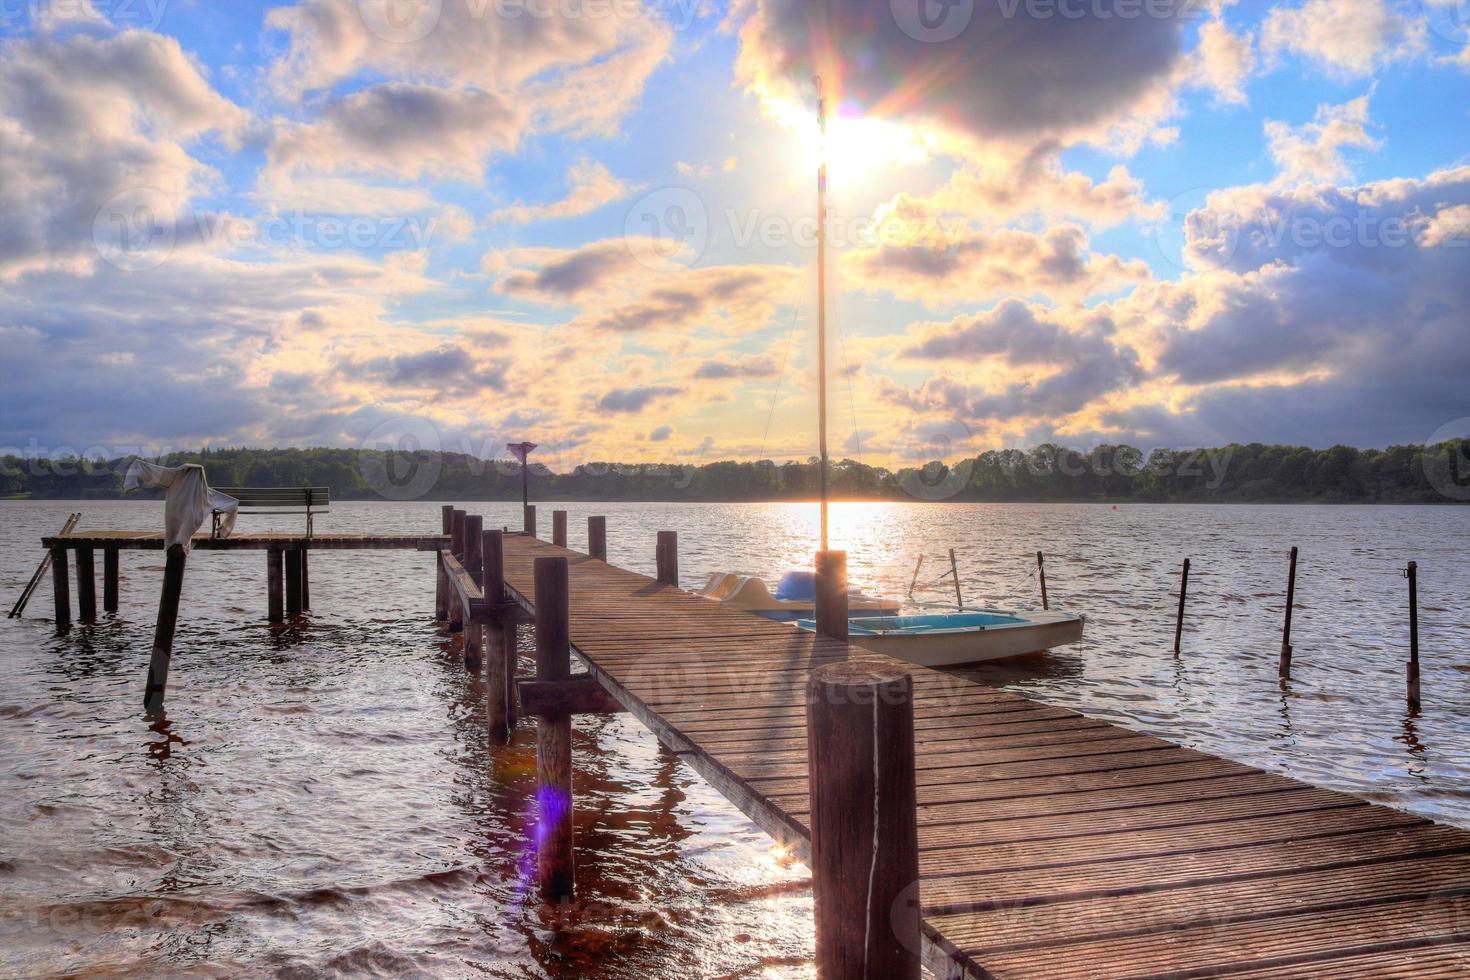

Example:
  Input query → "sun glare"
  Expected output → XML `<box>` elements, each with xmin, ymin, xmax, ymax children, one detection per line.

<box><xmin>773</xmin><ymin>99</ymin><xmax>933</xmax><ymax>187</ymax></box>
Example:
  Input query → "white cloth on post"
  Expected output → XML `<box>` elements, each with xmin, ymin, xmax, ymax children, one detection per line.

<box><xmin>123</xmin><ymin>460</ymin><xmax>238</xmax><ymax>553</ymax></box>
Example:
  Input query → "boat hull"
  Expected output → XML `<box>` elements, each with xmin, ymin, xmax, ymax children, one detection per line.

<box><xmin>798</xmin><ymin>610</ymin><xmax>1085</xmax><ymax>667</ymax></box>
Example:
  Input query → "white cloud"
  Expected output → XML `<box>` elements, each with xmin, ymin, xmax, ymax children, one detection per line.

<box><xmin>491</xmin><ymin>159</ymin><xmax>642</xmax><ymax>224</ymax></box>
<box><xmin>1262</xmin><ymin>0</ymin><xmax>1424</xmax><ymax>77</ymax></box>
<box><xmin>1191</xmin><ymin>17</ymin><xmax>1256</xmax><ymax>105</ymax></box>
<box><xmin>1264</xmin><ymin>94</ymin><xmax>1380</xmax><ymax>186</ymax></box>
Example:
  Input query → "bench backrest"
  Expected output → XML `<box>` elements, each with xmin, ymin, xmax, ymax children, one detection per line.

<box><xmin>214</xmin><ymin>487</ymin><xmax>330</xmax><ymax>512</ymax></box>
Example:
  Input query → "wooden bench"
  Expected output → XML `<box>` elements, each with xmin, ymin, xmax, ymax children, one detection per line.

<box><xmin>212</xmin><ymin>487</ymin><xmax>330</xmax><ymax>538</ymax></box>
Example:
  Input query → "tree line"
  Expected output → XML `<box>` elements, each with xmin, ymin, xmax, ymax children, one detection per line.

<box><xmin>1</xmin><ymin>440</ymin><xmax>1466</xmax><ymax>504</ymax></box>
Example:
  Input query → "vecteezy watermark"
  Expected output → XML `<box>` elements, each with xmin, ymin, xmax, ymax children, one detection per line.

<box><xmin>1421</xmin><ymin>0</ymin><xmax>1470</xmax><ymax>44</ymax></box>
<box><xmin>994</xmin><ymin>0</ymin><xmax>1209</xmax><ymax>19</ymax></box>
<box><xmin>356</xmin><ymin>416</ymin><xmax>445</xmax><ymax>500</ymax></box>
<box><xmin>93</xmin><ymin>189</ymin><xmax>444</xmax><ymax>272</ymax></box>
<box><xmin>1422</xmin><ymin>417</ymin><xmax>1470</xmax><ymax>502</ymax></box>
<box><xmin>894</xmin><ymin>418</ymin><xmax>976</xmax><ymax>501</ymax></box>
<box><xmin>624</xmin><ymin>186</ymin><xmax>709</xmax><ymax>269</ymax></box>
<box><xmin>0</xmin><ymin>0</ymin><xmax>169</xmax><ymax>30</ymax></box>
<box><xmin>891</xmin><ymin>0</ymin><xmax>974</xmax><ymax>42</ymax></box>
<box><xmin>357</xmin><ymin>0</ymin><xmax>442</xmax><ymax>43</ymax></box>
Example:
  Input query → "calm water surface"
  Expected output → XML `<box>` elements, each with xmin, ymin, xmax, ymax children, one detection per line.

<box><xmin>2</xmin><ymin>500</ymin><xmax>1469</xmax><ymax>977</ymax></box>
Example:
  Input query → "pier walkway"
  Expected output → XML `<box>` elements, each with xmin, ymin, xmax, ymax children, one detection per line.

<box><xmin>495</xmin><ymin>533</ymin><xmax>1470</xmax><ymax>979</ymax></box>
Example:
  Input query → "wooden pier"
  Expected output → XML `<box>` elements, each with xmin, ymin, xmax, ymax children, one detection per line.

<box><xmin>437</xmin><ymin>509</ymin><xmax>1470</xmax><ymax>979</ymax></box>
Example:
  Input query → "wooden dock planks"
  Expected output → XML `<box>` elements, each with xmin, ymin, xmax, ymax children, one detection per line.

<box><xmin>43</xmin><ymin>531</ymin><xmax>448</xmax><ymax>551</ymax></box>
<box><xmin>497</xmin><ymin>535</ymin><xmax>1470</xmax><ymax>979</ymax></box>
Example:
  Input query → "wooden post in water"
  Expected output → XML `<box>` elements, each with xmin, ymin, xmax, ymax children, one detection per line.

<box><xmin>1280</xmin><ymin>547</ymin><xmax>1298</xmax><ymax>679</ymax></box>
<box><xmin>76</xmin><ymin>546</ymin><xmax>96</xmax><ymax>623</ymax></box>
<box><xmin>588</xmin><ymin>516</ymin><xmax>607</xmax><ymax>562</ymax></box>
<box><xmin>814</xmin><ymin>550</ymin><xmax>849</xmax><ymax>641</ymax></box>
<box><xmin>1037</xmin><ymin>551</ymin><xmax>1049</xmax><ymax>611</ymax></box>
<box><xmin>534</xmin><ymin>556</ymin><xmax>575</xmax><ymax>900</ymax></box>
<box><xmin>436</xmin><ymin>505</ymin><xmax>452</xmax><ymax>621</ymax></box>
<box><xmin>523</xmin><ymin>504</ymin><xmax>537</xmax><ymax>538</ymax></box>
<box><xmin>464</xmin><ymin>515</ymin><xmax>484</xmax><ymax>577</ymax></box>
<box><xmin>806</xmin><ymin>662</ymin><xmax>921</xmax><ymax>979</ymax></box>
<box><xmin>948</xmin><ymin>548</ymin><xmax>963</xmax><ymax>611</ymax></box>
<box><xmin>300</xmin><ymin>551</ymin><xmax>310</xmax><ymax>611</ymax></box>
<box><xmin>483</xmin><ymin>528</ymin><xmax>511</xmax><ymax>742</ymax></box>
<box><xmin>267</xmin><ymin>549</ymin><xmax>284</xmax><ymax>624</ymax></box>
<box><xmin>552</xmin><ymin>510</ymin><xmax>568</xmax><ymax>548</ymax></box>
<box><xmin>1407</xmin><ymin>561</ymin><xmax>1421</xmax><ymax>711</ymax></box>
<box><xmin>103</xmin><ymin>546</ymin><xmax>119</xmax><ymax>614</ymax></box>
<box><xmin>51</xmin><ymin>547</ymin><xmax>70</xmax><ymax>629</ymax></box>
<box><xmin>1173</xmin><ymin>558</ymin><xmax>1190</xmax><ymax>657</ymax></box>
<box><xmin>451</xmin><ymin>508</ymin><xmax>466</xmax><ymax>560</ymax></box>
<box><xmin>144</xmin><ymin>544</ymin><xmax>187</xmax><ymax>714</ymax></box>
<box><xmin>285</xmin><ymin>549</ymin><xmax>303</xmax><ymax>617</ymax></box>
<box><xmin>656</xmin><ymin>531</ymin><xmax>679</xmax><ymax>587</ymax></box>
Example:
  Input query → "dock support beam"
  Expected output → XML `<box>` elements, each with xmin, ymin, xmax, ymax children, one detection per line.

<box><xmin>51</xmin><ymin>547</ymin><xmax>70</xmax><ymax>629</ymax></box>
<box><xmin>103</xmin><ymin>547</ymin><xmax>119</xmax><ymax>614</ymax></box>
<box><xmin>76</xmin><ymin>547</ymin><xmax>96</xmax><ymax>624</ymax></box>
<box><xmin>483</xmin><ymin>529</ymin><xmax>512</xmax><ymax>742</ymax></box>
<box><xmin>524</xmin><ymin>504</ymin><xmax>537</xmax><ymax>538</ymax></box>
<box><xmin>552</xmin><ymin>510</ymin><xmax>567</xmax><ymax>548</ymax></box>
<box><xmin>286</xmin><ymin>549</ymin><xmax>303</xmax><ymax>617</ymax></box>
<box><xmin>534</xmin><ymin>556</ymin><xmax>574</xmax><ymax>901</ymax></box>
<box><xmin>463</xmin><ymin>516</ymin><xmax>484</xmax><ymax>670</ymax></box>
<box><xmin>300</xmin><ymin>551</ymin><xmax>310</xmax><ymax>611</ymax></box>
<box><xmin>656</xmin><ymin>531</ymin><xmax>678</xmax><ymax>587</ymax></box>
<box><xmin>588</xmin><ymin>516</ymin><xmax>607</xmax><ymax>562</ymax></box>
<box><xmin>268</xmin><ymin>549</ymin><xmax>284</xmax><ymax>624</ymax></box>
<box><xmin>144</xmin><ymin>544</ymin><xmax>187</xmax><ymax>714</ymax></box>
<box><xmin>806</xmin><ymin>662</ymin><xmax>921</xmax><ymax>979</ymax></box>
<box><xmin>814</xmin><ymin>550</ymin><xmax>849</xmax><ymax>642</ymax></box>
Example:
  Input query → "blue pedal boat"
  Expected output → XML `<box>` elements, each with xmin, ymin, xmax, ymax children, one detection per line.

<box><xmin>796</xmin><ymin>610</ymin><xmax>1085</xmax><ymax>666</ymax></box>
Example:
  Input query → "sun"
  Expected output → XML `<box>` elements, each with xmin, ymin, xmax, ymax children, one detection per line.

<box><xmin>773</xmin><ymin>99</ymin><xmax>935</xmax><ymax>188</ymax></box>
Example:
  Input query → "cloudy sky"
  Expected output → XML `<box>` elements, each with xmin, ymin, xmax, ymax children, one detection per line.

<box><xmin>1</xmin><ymin>0</ymin><xmax>1468</xmax><ymax>468</ymax></box>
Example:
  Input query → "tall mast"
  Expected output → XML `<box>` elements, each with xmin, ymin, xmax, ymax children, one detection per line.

<box><xmin>815</xmin><ymin>77</ymin><xmax>830</xmax><ymax>552</ymax></box>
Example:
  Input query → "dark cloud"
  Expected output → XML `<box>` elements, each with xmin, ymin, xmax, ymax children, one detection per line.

<box><xmin>596</xmin><ymin>386</ymin><xmax>684</xmax><ymax>413</ymax></box>
<box><xmin>692</xmin><ymin>355</ymin><xmax>779</xmax><ymax>380</ymax></box>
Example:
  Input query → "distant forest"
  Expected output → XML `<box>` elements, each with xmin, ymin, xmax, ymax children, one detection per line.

<box><xmin>3</xmin><ymin>441</ymin><xmax>1468</xmax><ymax>504</ymax></box>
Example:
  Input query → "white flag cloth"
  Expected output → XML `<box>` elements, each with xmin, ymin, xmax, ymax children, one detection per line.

<box><xmin>123</xmin><ymin>460</ymin><xmax>238</xmax><ymax>552</ymax></box>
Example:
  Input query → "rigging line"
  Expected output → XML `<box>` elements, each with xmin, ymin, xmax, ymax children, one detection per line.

<box><xmin>834</xmin><ymin>307</ymin><xmax>862</xmax><ymax>464</ymax></box>
<box><xmin>759</xmin><ymin>303</ymin><xmax>805</xmax><ymax>462</ymax></box>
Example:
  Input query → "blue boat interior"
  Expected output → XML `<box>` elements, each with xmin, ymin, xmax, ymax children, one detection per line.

<box><xmin>773</xmin><ymin>571</ymin><xmax>816</xmax><ymax>602</ymax></box>
<box><xmin>797</xmin><ymin>612</ymin><xmax>1031</xmax><ymax>636</ymax></box>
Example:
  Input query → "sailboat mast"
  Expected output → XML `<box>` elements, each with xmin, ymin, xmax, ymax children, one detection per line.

<box><xmin>815</xmin><ymin>77</ymin><xmax>830</xmax><ymax>552</ymax></box>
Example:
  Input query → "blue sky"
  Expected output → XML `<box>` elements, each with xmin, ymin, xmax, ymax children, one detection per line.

<box><xmin>1</xmin><ymin>0</ymin><xmax>1468</xmax><ymax>468</ymax></box>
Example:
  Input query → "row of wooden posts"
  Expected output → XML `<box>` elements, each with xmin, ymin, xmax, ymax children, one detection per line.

<box><xmin>1169</xmin><ymin>548</ymin><xmax>1427</xmax><ymax>709</ymax></box>
<box><xmin>434</xmin><ymin>503</ymin><xmax>920</xmax><ymax>977</ymax></box>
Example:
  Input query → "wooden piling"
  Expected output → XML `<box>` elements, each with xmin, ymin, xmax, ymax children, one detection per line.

<box><xmin>534</xmin><ymin>556</ymin><xmax>575</xmax><ymax>901</ymax></box>
<box><xmin>300</xmin><ymin>551</ymin><xmax>310</xmax><ymax>611</ymax></box>
<box><xmin>588</xmin><ymin>516</ymin><xmax>607</xmax><ymax>562</ymax></box>
<box><xmin>656</xmin><ymin>531</ymin><xmax>678</xmax><ymax>587</ymax></box>
<box><xmin>285</xmin><ymin>548</ymin><xmax>303</xmax><ymax>617</ymax></box>
<box><xmin>1173</xmin><ymin>558</ymin><xmax>1190</xmax><ymax>656</ymax></box>
<box><xmin>1037</xmin><ymin>551</ymin><xmax>1049</xmax><ymax>611</ymax></box>
<box><xmin>948</xmin><ymin>548</ymin><xmax>963</xmax><ymax>610</ymax></box>
<box><xmin>1407</xmin><ymin>561</ymin><xmax>1421</xmax><ymax>711</ymax></box>
<box><xmin>524</xmin><ymin>504</ymin><xmax>537</xmax><ymax>538</ymax></box>
<box><xmin>268</xmin><ymin>549</ymin><xmax>284</xmax><ymax>624</ymax></box>
<box><xmin>436</xmin><ymin>505</ymin><xmax>453</xmax><ymax>621</ymax></box>
<box><xmin>805</xmin><ymin>661</ymin><xmax>921</xmax><ymax>979</ymax></box>
<box><xmin>51</xmin><ymin>547</ymin><xmax>70</xmax><ymax>628</ymax></box>
<box><xmin>464</xmin><ymin>515</ymin><xmax>484</xmax><ymax>577</ymax></box>
<box><xmin>144</xmin><ymin>544</ymin><xmax>187</xmax><ymax>714</ymax></box>
<box><xmin>451</xmin><ymin>508</ymin><xmax>466</xmax><ymax>560</ymax></box>
<box><xmin>483</xmin><ymin>529</ymin><xmax>511</xmax><ymax>741</ymax></box>
<box><xmin>1280</xmin><ymin>547</ymin><xmax>1298</xmax><ymax>679</ymax></box>
<box><xmin>814</xmin><ymin>550</ymin><xmax>849</xmax><ymax>641</ymax></box>
<box><xmin>552</xmin><ymin>510</ymin><xmax>568</xmax><ymax>548</ymax></box>
<box><xmin>76</xmin><ymin>546</ymin><xmax>96</xmax><ymax>623</ymax></box>
<box><xmin>103</xmin><ymin>546</ymin><xmax>119</xmax><ymax>614</ymax></box>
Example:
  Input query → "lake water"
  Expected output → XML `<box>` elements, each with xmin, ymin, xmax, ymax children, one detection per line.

<box><xmin>2</xmin><ymin>499</ymin><xmax>1469</xmax><ymax>977</ymax></box>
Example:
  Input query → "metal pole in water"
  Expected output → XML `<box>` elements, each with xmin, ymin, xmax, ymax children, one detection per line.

<box><xmin>1174</xmin><ymin>558</ymin><xmax>1190</xmax><ymax>657</ymax></box>
<box><xmin>1280</xmin><ymin>547</ymin><xmax>1298</xmax><ymax>679</ymax></box>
